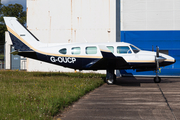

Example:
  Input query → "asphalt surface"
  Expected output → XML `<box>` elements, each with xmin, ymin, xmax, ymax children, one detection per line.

<box><xmin>57</xmin><ymin>77</ymin><xmax>180</xmax><ymax>120</ymax></box>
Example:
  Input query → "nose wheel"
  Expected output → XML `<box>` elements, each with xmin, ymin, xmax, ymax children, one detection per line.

<box><xmin>154</xmin><ymin>76</ymin><xmax>161</xmax><ymax>83</ymax></box>
<box><xmin>154</xmin><ymin>65</ymin><xmax>161</xmax><ymax>83</ymax></box>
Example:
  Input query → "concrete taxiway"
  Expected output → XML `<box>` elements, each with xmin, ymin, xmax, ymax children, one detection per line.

<box><xmin>58</xmin><ymin>77</ymin><xmax>180</xmax><ymax>120</ymax></box>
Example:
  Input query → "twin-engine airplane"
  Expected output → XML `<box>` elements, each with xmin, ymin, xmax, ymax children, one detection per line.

<box><xmin>4</xmin><ymin>17</ymin><xmax>176</xmax><ymax>84</ymax></box>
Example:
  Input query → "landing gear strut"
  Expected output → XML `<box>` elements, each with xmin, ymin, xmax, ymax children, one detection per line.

<box><xmin>105</xmin><ymin>69</ymin><xmax>116</xmax><ymax>85</ymax></box>
<box><xmin>153</xmin><ymin>46</ymin><xmax>163</xmax><ymax>83</ymax></box>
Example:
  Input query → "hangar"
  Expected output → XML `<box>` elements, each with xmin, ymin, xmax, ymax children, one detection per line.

<box><xmin>5</xmin><ymin>0</ymin><xmax>180</xmax><ymax>76</ymax></box>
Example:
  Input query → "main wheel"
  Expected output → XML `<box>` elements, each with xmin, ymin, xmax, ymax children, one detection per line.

<box><xmin>106</xmin><ymin>78</ymin><xmax>114</xmax><ymax>85</ymax></box>
<box><xmin>106</xmin><ymin>74</ymin><xmax>116</xmax><ymax>85</ymax></box>
<box><xmin>154</xmin><ymin>77</ymin><xmax>161</xmax><ymax>83</ymax></box>
<box><xmin>113</xmin><ymin>74</ymin><xmax>117</xmax><ymax>84</ymax></box>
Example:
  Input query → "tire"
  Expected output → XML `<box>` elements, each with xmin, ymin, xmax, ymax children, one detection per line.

<box><xmin>113</xmin><ymin>74</ymin><xmax>117</xmax><ymax>84</ymax></box>
<box><xmin>154</xmin><ymin>77</ymin><xmax>161</xmax><ymax>83</ymax></box>
<box><xmin>106</xmin><ymin>74</ymin><xmax>116</xmax><ymax>85</ymax></box>
<box><xmin>106</xmin><ymin>78</ymin><xmax>114</xmax><ymax>85</ymax></box>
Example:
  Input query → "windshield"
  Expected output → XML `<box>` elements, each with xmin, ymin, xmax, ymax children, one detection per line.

<box><xmin>117</xmin><ymin>46</ymin><xmax>132</xmax><ymax>54</ymax></box>
<box><xmin>130</xmin><ymin>45</ymin><xmax>140</xmax><ymax>53</ymax></box>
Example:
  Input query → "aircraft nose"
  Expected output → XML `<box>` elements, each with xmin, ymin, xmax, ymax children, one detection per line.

<box><xmin>173</xmin><ymin>59</ymin><xmax>176</xmax><ymax>63</ymax></box>
<box><xmin>165</xmin><ymin>56</ymin><xmax>176</xmax><ymax>64</ymax></box>
<box><xmin>171</xmin><ymin>57</ymin><xmax>176</xmax><ymax>63</ymax></box>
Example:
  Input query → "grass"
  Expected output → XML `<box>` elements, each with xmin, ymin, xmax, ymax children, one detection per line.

<box><xmin>0</xmin><ymin>54</ymin><xmax>4</xmax><ymax>59</ymax></box>
<box><xmin>0</xmin><ymin>70</ymin><xmax>105</xmax><ymax>120</ymax></box>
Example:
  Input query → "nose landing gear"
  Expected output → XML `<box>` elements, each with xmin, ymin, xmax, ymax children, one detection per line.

<box><xmin>154</xmin><ymin>76</ymin><xmax>161</xmax><ymax>83</ymax></box>
<box><xmin>153</xmin><ymin>46</ymin><xmax>164</xmax><ymax>83</ymax></box>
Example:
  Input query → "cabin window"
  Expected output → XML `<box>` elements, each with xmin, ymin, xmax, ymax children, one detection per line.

<box><xmin>86</xmin><ymin>47</ymin><xmax>97</xmax><ymax>54</ymax></box>
<box><xmin>72</xmin><ymin>47</ymin><xmax>81</xmax><ymax>54</ymax></box>
<box><xmin>130</xmin><ymin>45</ymin><xmax>140</xmax><ymax>53</ymax></box>
<box><xmin>117</xmin><ymin>46</ymin><xmax>132</xmax><ymax>54</ymax></box>
<box><xmin>107</xmin><ymin>46</ymin><xmax>114</xmax><ymax>53</ymax></box>
<box><xmin>59</xmin><ymin>48</ymin><xmax>67</xmax><ymax>54</ymax></box>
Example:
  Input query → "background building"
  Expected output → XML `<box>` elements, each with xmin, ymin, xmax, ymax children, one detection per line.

<box><xmin>26</xmin><ymin>0</ymin><xmax>118</xmax><ymax>72</ymax></box>
<box><xmin>5</xmin><ymin>0</ymin><xmax>180</xmax><ymax>76</ymax></box>
<box><xmin>120</xmin><ymin>0</ymin><xmax>180</xmax><ymax>76</ymax></box>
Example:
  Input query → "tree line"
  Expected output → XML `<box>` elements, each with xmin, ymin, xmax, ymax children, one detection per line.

<box><xmin>0</xmin><ymin>1</ymin><xmax>26</xmax><ymax>45</ymax></box>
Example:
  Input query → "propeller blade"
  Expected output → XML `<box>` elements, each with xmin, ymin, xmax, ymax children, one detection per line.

<box><xmin>156</xmin><ymin>58</ymin><xmax>159</xmax><ymax>70</ymax></box>
<box><xmin>156</xmin><ymin>46</ymin><xmax>159</xmax><ymax>57</ymax></box>
<box><xmin>155</xmin><ymin>46</ymin><xmax>166</xmax><ymax>63</ymax></box>
<box><xmin>155</xmin><ymin>46</ymin><xmax>160</xmax><ymax>73</ymax></box>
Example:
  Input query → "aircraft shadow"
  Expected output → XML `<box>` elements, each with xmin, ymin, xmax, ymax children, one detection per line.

<box><xmin>113</xmin><ymin>76</ymin><xmax>176</xmax><ymax>87</ymax></box>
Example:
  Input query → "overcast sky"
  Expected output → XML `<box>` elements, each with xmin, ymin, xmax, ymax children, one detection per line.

<box><xmin>1</xmin><ymin>0</ymin><xmax>26</xmax><ymax>10</ymax></box>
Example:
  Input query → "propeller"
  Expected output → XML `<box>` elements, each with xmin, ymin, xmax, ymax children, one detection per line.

<box><xmin>155</xmin><ymin>46</ymin><xmax>159</xmax><ymax>70</ymax></box>
<box><xmin>155</xmin><ymin>47</ymin><xmax>159</xmax><ymax>77</ymax></box>
<box><xmin>156</xmin><ymin>46</ymin><xmax>159</xmax><ymax>57</ymax></box>
<box><xmin>155</xmin><ymin>46</ymin><xmax>166</xmax><ymax>66</ymax></box>
<box><xmin>154</xmin><ymin>46</ymin><xmax>166</xmax><ymax>83</ymax></box>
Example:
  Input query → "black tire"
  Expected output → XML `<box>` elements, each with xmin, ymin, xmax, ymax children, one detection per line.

<box><xmin>106</xmin><ymin>74</ymin><xmax>116</xmax><ymax>85</ymax></box>
<box><xmin>113</xmin><ymin>74</ymin><xmax>117</xmax><ymax>84</ymax></box>
<box><xmin>105</xmin><ymin>78</ymin><xmax>114</xmax><ymax>85</ymax></box>
<box><xmin>154</xmin><ymin>77</ymin><xmax>161</xmax><ymax>83</ymax></box>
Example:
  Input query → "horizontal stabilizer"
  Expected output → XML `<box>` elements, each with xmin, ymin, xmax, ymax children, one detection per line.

<box><xmin>11</xmin><ymin>51</ymin><xmax>19</xmax><ymax>55</ymax></box>
<box><xmin>11</xmin><ymin>51</ymin><xmax>35</xmax><ymax>55</ymax></box>
<box><xmin>11</xmin><ymin>51</ymin><xmax>38</xmax><ymax>60</ymax></box>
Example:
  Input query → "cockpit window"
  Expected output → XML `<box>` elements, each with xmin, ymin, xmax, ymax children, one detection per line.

<box><xmin>59</xmin><ymin>48</ymin><xmax>67</xmax><ymax>54</ymax></box>
<box><xmin>117</xmin><ymin>46</ymin><xmax>132</xmax><ymax>54</ymax></box>
<box><xmin>107</xmin><ymin>46</ymin><xmax>114</xmax><ymax>53</ymax></box>
<box><xmin>72</xmin><ymin>47</ymin><xmax>81</xmax><ymax>54</ymax></box>
<box><xmin>86</xmin><ymin>46</ymin><xmax>97</xmax><ymax>54</ymax></box>
<box><xmin>130</xmin><ymin>45</ymin><xmax>140</xmax><ymax>53</ymax></box>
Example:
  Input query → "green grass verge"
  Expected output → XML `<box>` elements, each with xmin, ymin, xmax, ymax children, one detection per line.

<box><xmin>0</xmin><ymin>70</ymin><xmax>105</xmax><ymax>120</ymax></box>
<box><xmin>0</xmin><ymin>54</ymin><xmax>4</xmax><ymax>59</ymax></box>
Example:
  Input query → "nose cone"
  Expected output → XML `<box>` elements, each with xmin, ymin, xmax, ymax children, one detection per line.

<box><xmin>161</xmin><ymin>53</ymin><xmax>176</xmax><ymax>65</ymax></box>
<box><xmin>165</xmin><ymin>58</ymin><xmax>176</xmax><ymax>64</ymax></box>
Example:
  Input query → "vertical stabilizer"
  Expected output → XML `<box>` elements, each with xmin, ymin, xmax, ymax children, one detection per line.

<box><xmin>3</xmin><ymin>17</ymin><xmax>40</xmax><ymax>51</ymax></box>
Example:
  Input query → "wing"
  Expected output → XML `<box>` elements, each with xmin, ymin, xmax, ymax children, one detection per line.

<box><xmin>85</xmin><ymin>45</ymin><xmax>128</xmax><ymax>70</ymax></box>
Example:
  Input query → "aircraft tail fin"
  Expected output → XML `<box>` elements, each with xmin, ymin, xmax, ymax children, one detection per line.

<box><xmin>3</xmin><ymin>17</ymin><xmax>40</xmax><ymax>52</ymax></box>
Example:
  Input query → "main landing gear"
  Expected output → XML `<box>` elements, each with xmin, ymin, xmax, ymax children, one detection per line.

<box><xmin>105</xmin><ymin>69</ymin><xmax>116</xmax><ymax>85</ymax></box>
<box><xmin>105</xmin><ymin>69</ymin><xmax>162</xmax><ymax>84</ymax></box>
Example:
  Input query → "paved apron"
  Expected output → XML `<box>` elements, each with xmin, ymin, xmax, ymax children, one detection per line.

<box><xmin>57</xmin><ymin>77</ymin><xmax>180</xmax><ymax>120</ymax></box>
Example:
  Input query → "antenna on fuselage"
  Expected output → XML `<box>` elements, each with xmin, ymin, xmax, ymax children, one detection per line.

<box><xmin>84</xmin><ymin>38</ymin><xmax>88</xmax><ymax>43</ymax></box>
